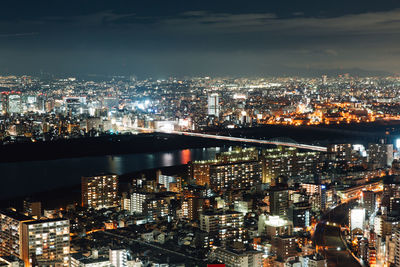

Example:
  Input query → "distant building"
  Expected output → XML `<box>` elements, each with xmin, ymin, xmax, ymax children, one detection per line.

<box><xmin>81</xmin><ymin>174</ymin><xmax>119</xmax><ymax>209</ymax></box>
<box><xmin>7</xmin><ymin>94</ymin><xmax>22</xmax><ymax>114</ymax></box>
<box><xmin>207</xmin><ymin>93</ymin><xmax>219</xmax><ymax>117</ymax></box>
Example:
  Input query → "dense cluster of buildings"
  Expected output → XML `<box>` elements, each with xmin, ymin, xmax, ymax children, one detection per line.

<box><xmin>2</xmin><ymin>73</ymin><xmax>400</xmax><ymax>266</ymax></box>
<box><xmin>1</xmin><ymin>75</ymin><xmax>400</xmax><ymax>143</ymax></box>
<box><xmin>1</xmin><ymin>139</ymin><xmax>400</xmax><ymax>266</ymax></box>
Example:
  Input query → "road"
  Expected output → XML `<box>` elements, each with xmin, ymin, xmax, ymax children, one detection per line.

<box><xmin>313</xmin><ymin>203</ymin><xmax>365</xmax><ymax>267</ymax></box>
<box><xmin>102</xmin><ymin>230</ymin><xmax>205</xmax><ymax>263</ymax></box>
<box><xmin>132</xmin><ymin>127</ymin><xmax>328</xmax><ymax>152</ymax></box>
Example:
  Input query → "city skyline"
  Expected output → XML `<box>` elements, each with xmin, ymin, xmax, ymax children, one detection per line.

<box><xmin>2</xmin><ymin>1</ymin><xmax>400</xmax><ymax>266</ymax></box>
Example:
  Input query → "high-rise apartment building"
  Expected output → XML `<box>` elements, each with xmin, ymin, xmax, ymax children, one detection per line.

<box><xmin>209</xmin><ymin>160</ymin><xmax>262</xmax><ymax>191</ymax></box>
<box><xmin>21</xmin><ymin>219</ymin><xmax>70</xmax><ymax>267</ymax></box>
<box><xmin>0</xmin><ymin>209</ymin><xmax>32</xmax><ymax>258</ymax></box>
<box><xmin>200</xmin><ymin>211</ymin><xmax>244</xmax><ymax>231</ymax></box>
<box><xmin>268</xmin><ymin>188</ymin><xmax>289</xmax><ymax>217</ymax></box>
<box><xmin>81</xmin><ymin>174</ymin><xmax>118</xmax><ymax>209</ymax></box>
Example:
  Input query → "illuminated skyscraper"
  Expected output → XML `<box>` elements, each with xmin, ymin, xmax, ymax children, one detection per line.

<box><xmin>207</xmin><ymin>93</ymin><xmax>219</xmax><ymax>117</ymax></box>
<box><xmin>7</xmin><ymin>94</ymin><xmax>22</xmax><ymax>114</ymax></box>
<box><xmin>81</xmin><ymin>174</ymin><xmax>119</xmax><ymax>209</ymax></box>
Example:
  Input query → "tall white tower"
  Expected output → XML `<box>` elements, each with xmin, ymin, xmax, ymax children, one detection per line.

<box><xmin>208</xmin><ymin>93</ymin><xmax>219</xmax><ymax>117</ymax></box>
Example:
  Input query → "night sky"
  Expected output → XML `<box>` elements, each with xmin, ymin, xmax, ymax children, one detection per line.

<box><xmin>1</xmin><ymin>0</ymin><xmax>400</xmax><ymax>77</ymax></box>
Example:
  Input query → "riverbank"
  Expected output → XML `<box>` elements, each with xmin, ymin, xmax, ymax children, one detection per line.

<box><xmin>2</xmin><ymin>121</ymin><xmax>400</xmax><ymax>163</ymax></box>
<box><xmin>0</xmin><ymin>164</ymin><xmax>189</xmax><ymax>210</ymax></box>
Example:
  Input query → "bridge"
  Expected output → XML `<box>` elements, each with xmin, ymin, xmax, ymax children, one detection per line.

<box><xmin>132</xmin><ymin>127</ymin><xmax>327</xmax><ymax>152</ymax></box>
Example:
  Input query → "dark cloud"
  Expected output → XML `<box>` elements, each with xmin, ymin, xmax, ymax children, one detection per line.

<box><xmin>0</xmin><ymin>0</ymin><xmax>399</xmax><ymax>76</ymax></box>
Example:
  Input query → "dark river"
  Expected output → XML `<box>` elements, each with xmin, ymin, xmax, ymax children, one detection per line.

<box><xmin>0</xmin><ymin>147</ymin><xmax>227</xmax><ymax>199</ymax></box>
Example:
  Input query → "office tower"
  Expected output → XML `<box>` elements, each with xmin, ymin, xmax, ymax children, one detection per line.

<box><xmin>209</xmin><ymin>160</ymin><xmax>262</xmax><ymax>191</ymax></box>
<box><xmin>109</xmin><ymin>248</ymin><xmax>128</xmax><ymax>267</ymax></box>
<box><xmin>21</xmin><ymin>219</ymin><xmax>70</xmax><ymax>267</ymax></box>
<box><xmin>350</xmin><ymin>207</ymin><xmax>366</xmax><ymax>233</ymax></box>
<box><xmin>7</xmin><ymin>94</ymin><xmax>22</xmax><ymax>114</ymax></box>
<box><xmin>23</xmin><ymin>199</ymin><xmax>42</xmax><ymax>219</ymax></box>
<box><xmin>0</xmin><ymin>210</ymin><xmax>32</xmax><ymax>258</ymax></box>
<box><xmin>362</xmin><ymin>190</ymin><xmax>376</xmax><ymax>217</ymax></box>
<box><xmin>368</xmin><ymin>143</ymin><xmax>394</xmax><ymax>168</ymax></box>
<box><xmin>268</xmin><ymin>188</ymin><xmax>289</xmax><ymax>217</ymax></box>
<box><xmin>81</xmin><ymin>174</ymin><xmax>118</xmax><ymax>209</ymax></box>
<box><xmin>207</xmin><ymin>93</ymin><xmax>219</xmax><ymax>117</ymax></box>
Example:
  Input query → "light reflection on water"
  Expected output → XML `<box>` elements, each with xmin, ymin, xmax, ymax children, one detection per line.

<box><xmin>0</xmin><ymin>147</ymin><xmax>228</xmax><ymax>199</ymax></box>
